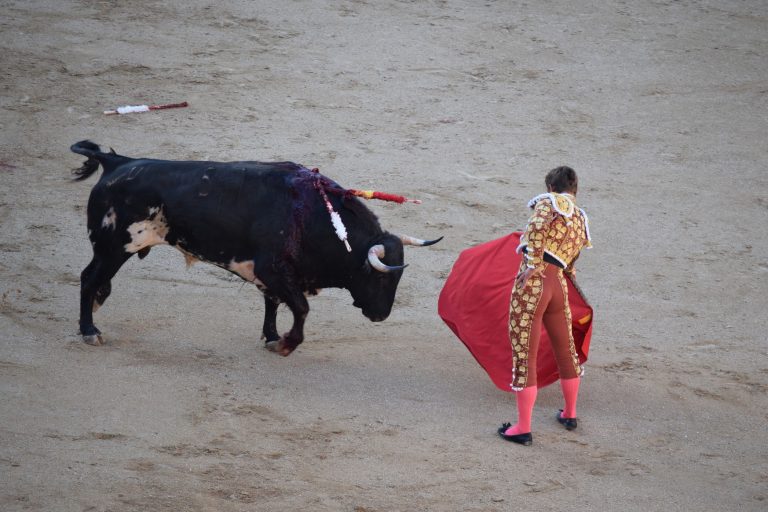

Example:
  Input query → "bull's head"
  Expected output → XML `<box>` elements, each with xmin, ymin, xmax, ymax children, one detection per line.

<box><xmin>349</xmin><ymin>234</ymin><xmax>442</xmax><ymax>322</ymax></box>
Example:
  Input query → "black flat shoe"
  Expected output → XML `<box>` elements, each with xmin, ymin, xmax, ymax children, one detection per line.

<box><xmin>497</xmin><ymin>423</ymin><xmax>533</xmax><ymax>445</ymax></box>
<box><xmin>556</xmin><ymin>410</ymin><xmax>578</xmax><ymax>430</ymax></box>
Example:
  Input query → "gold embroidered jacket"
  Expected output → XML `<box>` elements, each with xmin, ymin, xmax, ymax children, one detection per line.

<box><xmin>516</xmin><ymin>193</ymin><xmax>591</xmax><ymax>274</ymax></box>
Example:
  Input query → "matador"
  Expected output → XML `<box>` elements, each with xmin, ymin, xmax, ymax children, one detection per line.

<box><xmin>500</xmin><ymin>165</ymin><xmax>592</xmax><ymax>445</ymax></box>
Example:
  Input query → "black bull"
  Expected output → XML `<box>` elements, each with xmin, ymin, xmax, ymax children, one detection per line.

<box><xmin>71</xmin><ymin>141</ymin><xmax>441</xmax><ymax>356</ymax></box>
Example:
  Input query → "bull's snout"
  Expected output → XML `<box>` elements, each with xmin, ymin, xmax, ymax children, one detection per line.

<box><xmin>355</xmin><ymin>301</ymin><xmax>389</xmax><ymax>322</ymax></box>
<box><xmin>363</xmin><ymin>311</ymin><xmax>388</xmax><ymax>322</ymax></box>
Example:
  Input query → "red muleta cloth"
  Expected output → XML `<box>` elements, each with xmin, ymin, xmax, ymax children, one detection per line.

<box><xmin>438</xmin><ymin>232</ymin><xmax>593</xmax><ymax>391</ymax></box>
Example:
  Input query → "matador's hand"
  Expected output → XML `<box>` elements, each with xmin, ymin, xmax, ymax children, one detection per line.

<box><xmin>515</xmin><ymin>267</ymin><xmax>541</xmax><ymax>289</ymax></box>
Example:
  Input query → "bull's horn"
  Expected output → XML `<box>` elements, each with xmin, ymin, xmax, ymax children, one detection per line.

<box><xmin>399</xmin><ymin>235</ymin><xmax>444</xmax><ymax>247</ymax></box>
<box><xmin>368</xmin><ymin>244</ymin><xmax>408</xmax><ymax>273</ymax></box>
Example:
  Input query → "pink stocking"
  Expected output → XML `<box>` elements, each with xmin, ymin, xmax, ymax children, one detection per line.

<box><xmin>505</xmin><ymin>386</ymin><xmax>538</xmax><ymax>435</ymax></box>
<box><xmin>560</xmin><ymin>377</ymin><xmax>580</xmax><ymax>419</ymax></box>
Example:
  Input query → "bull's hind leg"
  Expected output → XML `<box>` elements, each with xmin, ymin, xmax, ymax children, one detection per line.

<box><xmin>79</xmin><ymin>249</ymin><xmax>132</xmax><ymax>345</ymax></box>
<box><xmin>93</xmin><ymin>281</ymin><xmax>111</xmax><ymax>312</ymax></box>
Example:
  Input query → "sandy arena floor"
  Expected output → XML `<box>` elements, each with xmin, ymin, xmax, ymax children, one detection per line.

<box><xmin>1</xmin><ymin>1</ymin><xmax>767</xmax><ymax>510</ymax></box>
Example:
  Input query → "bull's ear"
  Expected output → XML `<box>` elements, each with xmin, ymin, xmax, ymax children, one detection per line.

<box><xmin>361</xmin><ymin>260</ymin><xmax>372</xmax><ymax>274</ymax></box>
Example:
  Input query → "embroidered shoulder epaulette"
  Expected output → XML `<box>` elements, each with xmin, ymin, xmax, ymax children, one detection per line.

<box><xmin>527</xmin><ymin>193</ymin><xmax>575</xmax><ymax>218</ymax></box>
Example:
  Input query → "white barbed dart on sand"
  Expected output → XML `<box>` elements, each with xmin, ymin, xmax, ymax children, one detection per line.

<box><xmin>103</xmin><ymin>101</ymin><xmax>189</xmax><ymax>115</ymax></box>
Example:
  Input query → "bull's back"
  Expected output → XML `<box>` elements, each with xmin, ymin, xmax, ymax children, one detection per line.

<box><xmin>93</xmin><ymin>159</ymin><xmax>308</xmax><ymax>261</ymax></box>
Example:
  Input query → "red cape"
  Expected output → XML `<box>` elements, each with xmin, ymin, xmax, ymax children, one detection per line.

<box><xmin>438</xmin><ymin>232</ymin><xmax>593</xmax><ymax>392</ymax></box>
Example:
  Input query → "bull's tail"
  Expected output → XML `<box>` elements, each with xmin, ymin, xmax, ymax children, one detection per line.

<box><xmin>70</xmin><ymin>140</ymin><xmax>125</xmax><ymax>181</ymax></box>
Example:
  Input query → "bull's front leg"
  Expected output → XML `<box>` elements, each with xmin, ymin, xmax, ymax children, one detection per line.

<box><xmin>261</xmin><ymin>295</ymin><xmax>281</xmax><ymax>344</ymax></box>
<box><xmin>265</xmin><ymin>290</ymin><xmax>308</xmax><ymax>357</ymax></box>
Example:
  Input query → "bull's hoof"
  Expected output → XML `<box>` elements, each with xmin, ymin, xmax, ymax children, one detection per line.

<box><xmin>265</xmin><ymin>340</ymin><xmax>294</xmax><ymax>357</ymax></box>
<box><xmin>83</xmin><ymin>333</ymin><xmax>104</xmax><ymax>346</ymax></box>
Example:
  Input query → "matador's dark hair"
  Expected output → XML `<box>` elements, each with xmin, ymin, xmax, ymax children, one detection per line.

<box><xmin>545</xmin><ymin>166</ymin><xmax>578</xmax><ymax>194</ymax></box>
